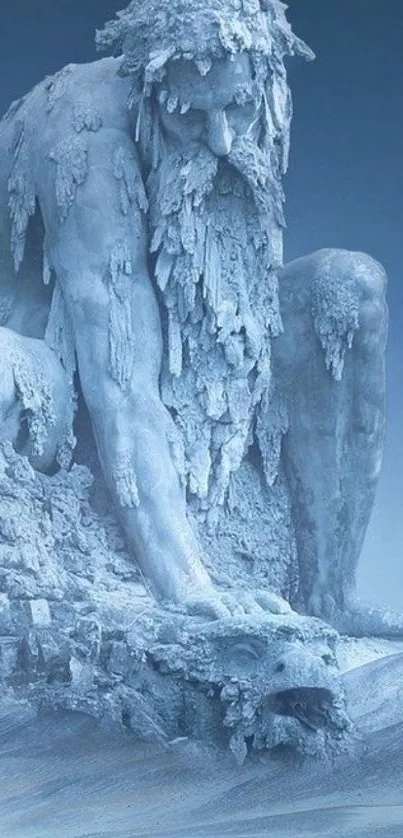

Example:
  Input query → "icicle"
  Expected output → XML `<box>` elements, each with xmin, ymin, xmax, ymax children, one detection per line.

<box><xmin>113</xmin><ymin>146</ymin><xmax>148</xmax><ymax>216</ymax></box>
<box><xmin>42</xmin><ymin>238</ymin><xmax>52</xmax><ymax>286</ymax></box>
<box><xmin>113</xmin><ymin>452</ymin><xmax>141</xmax><ymax>508</ymax></box>
<box><xmin>187</xmin><ymin>438</ymin><xmax>211</xmax><ymax>499</ymax></box>
<box><xmin>256</xmin><ymin>385</ymin><xmax>288</xmax><ymax>487</ymax></box>
<box><xmin>168</xmin><ymin>307</ymin><xmax>183</xmax><ymax>377</ymax></box>
<box><xmin>44</xmin><ymin>282</ymin><xmax>76</xmax><ymax>385</ymax></box>
<box><xmin>155</xmin><ymin>249</ymin><xmax>174</xmax><ymax>292</ymax></box>
<box><xmin>8</xmin><ymin>120</ymin><xmax>36</xmax><ymax>272</ymax></box>
<box><xmin>49</xmin><ymin>136</ymin><xmax>88</xmax><ymax>222</ymax></box>
<box><xmin>151</xmin><ymin>119</ymin><xmax>162</xmax><ymax>170</ymax></box>
<box><xmin>311</xmin><ymin>259</ymin><xmax>360</xmax><ymax>381</ymax></box>
<box><xmin>179</xmin><ymin>196</ymin><xmax>196</xmax><ymax>254</ymax></box>
<box><xmin>43</xmin><ymin>282</ymin><xmax>76</xmax><ymax>466</ymax></box>
<box><xmin>144</xmin><ymin>47</ymin><xmax>176</xmax><ymax>85</ymax></box>
<box><xmin>165</xmin><ymin>419</ymin><xmax>186</xmax><ymax>487</ymax></box>
<box><xmin>167</xmin><ymin>95</ymin><xmax>179</xmax><ymax>114</ymax></box>
<box><xmin>203</xmin><ymin>227</ymin><xmax>221</xmax><ymax>309</ymax></box>
<box><xmin>135</xmin><ymin>87</ymin><xmax>145</xmax><ymax>143</ymax></box>
<box><xmin>10</xmin><ymin>341</ymin><xmax>55</xmax><ymax>458</ymax></box>
<box><xmin>73</xmin><ymin>103</ymin><xmax>103</xmax><ymax>134</ymax></box>
<box><xmin>107</xmin><ymin>240</ymin><xmax>136</xmax><ymax>391</ymax></box>
<box><xmin>195</xmin><ymin>57</ymin><xmax>212</xmax><ymax>77</ymax></box>
<box><xmin>212</xmin><ymin>431</ymin><xmax>246</xmax><ymax>507</ymax></box>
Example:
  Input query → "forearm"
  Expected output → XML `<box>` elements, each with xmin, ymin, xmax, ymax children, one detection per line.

<box><xmin>87</xmin><ymin>387</ymin><xmax>210</xmax><ymax>599</ymax></box>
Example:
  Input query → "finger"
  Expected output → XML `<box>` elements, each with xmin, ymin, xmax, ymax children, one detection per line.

<box><xmin>221</xmin><ymin>594</ymin><xmax>245</xmax><ymax>617</ymax></box>
<box><xmin>186</xmin><ymin>596</ymin><xmax>230</xmax><ymax>621</ymax></box>
<box><xmin>255</xmin><ymin>590</ymin><xmax>292</xmax><ymax>614</ymax></box>
<box><xmin>239</xmin><ymin>593</ymin><xmax>265</xmax><ymax>615</ymax></box>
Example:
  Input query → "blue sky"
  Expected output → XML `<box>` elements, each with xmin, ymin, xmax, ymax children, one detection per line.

<box><xmin>1</xmin><ymin>0</ymin><xmax>402</xmax><ymax>608</ymax></box>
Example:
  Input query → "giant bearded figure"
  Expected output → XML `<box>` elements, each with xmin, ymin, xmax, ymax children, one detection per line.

<box><xmin>0</xmin><ymin>0</ymin><xmax>397</xmax><ymax>633</ymax></box>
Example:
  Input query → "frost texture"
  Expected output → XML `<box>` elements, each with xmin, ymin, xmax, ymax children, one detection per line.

<box><xmin>113</xmin><ymin>145</ymin><xmax>148</xmax><ymax>217</ymax></box>
<box><xmin>107</xmin><ymin>240</ymin><xmax>136</xmax><ymax>391</ymax></box>
<box><xmin>0</xmin><ymin>443</ymin><xmax>348</xmax><ymax>762</ymax></box>
<box><xmin>44</xmin><ymin>65</ymin><xmax>74</xmax><ymax>113</ymax></box>
<box><xmin>44</xmin><ymin>284</ymin><xmax>77</xmax><ymax>467</ymax></box>
<box><xmin>110</xmin><ymin>0</ymin><xmax>311</xmax><ymax>507</ymax></box>
<box><xmin>72</xmin><ymin>103</ymin><xmax>103</xmax><ymax>134</ymax></box>
<box><xmin>3</xmin><ymin>333</ymin><xmax>55</xmax><ymax>458</ymax></box>
<box><xmin>8</xmin><ymin>119</ymin><xmax>36</xmax><ymax>272</ymax></box>
<box><xmin>0</xmin><ymin>0</ymin><xmax>392</xmax><ymax>760</ymax></box>
<box><xmin>311</xmin><ymin>254</ymin><xmax>360</xmax><ymax>381</ymax></box>
<box><xmin>113</xmin><ymin>450</ymin><xmax>141</xmax><ymax>508</ymax></box>
<box><xmin>44</xmin><ymin>282</ymin><xmax>76</xmax><ymax>385</ymax></box>
<box><xmin>97</xmin><ymin>0</ymin><xmax>314</xmax><ymax>80</ymax></box>
<box><xmin>49</xmin><ymin>137</ymin><xmax>89</xmax><ymax>222</ymax></box>
<box><xmin>149</xmin><ymin>142</ymin><xmax>282</xmax><ymax>506</ymax></box>
<box><xmin>256</xmin><ymin>384</ymin><xmax>289</xmax><ymax>487</ymax></box>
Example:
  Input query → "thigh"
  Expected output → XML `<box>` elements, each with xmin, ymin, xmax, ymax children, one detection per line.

<box><xmin>273</xmin><ymin>248</ymin><xmax>387</xmax><ymax>425</ymax></box>
<box><xmin>273</xmin><ymin>252</ymin><xmax>345</xmax><ymax>437</ymax></box>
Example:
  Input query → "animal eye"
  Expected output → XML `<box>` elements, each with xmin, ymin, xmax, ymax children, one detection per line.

<box><xmin>230</xmin><ymin>642</ymin><xmax>261</xmax><ymax>662</ymax></box>
<box><xmin>322</xmin><ymin>654</ymin><xmax>334</xmax><ymax>666</ymax></box>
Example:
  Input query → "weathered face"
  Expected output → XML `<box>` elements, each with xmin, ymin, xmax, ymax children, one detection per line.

<box><xmin>158</xmin><ymin>53</ymin><xmax>263</xmax><ymax>157</ymax></box>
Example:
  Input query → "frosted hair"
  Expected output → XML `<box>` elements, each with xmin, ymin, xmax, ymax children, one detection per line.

<box><xmin>96</xmin><ymin>0</ymin><xmax>314</xmax><ymax>87</ymax></box>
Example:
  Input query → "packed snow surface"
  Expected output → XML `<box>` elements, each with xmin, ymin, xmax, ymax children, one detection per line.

<box><xmin>1</xmin><ymin>639</ymin><xmax>403</xmax><ymax>838</ymax></box>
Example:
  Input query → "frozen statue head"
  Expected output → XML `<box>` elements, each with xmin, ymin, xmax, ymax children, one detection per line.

<box><xmin>98</xmin><ymin>0</ymin><xmax>313</xmax><ymax>269</ymax></box>
<box><xmin>0</xmin><ymin>0</ymin><xmax>401</xmax><ymax>748</ymax></box>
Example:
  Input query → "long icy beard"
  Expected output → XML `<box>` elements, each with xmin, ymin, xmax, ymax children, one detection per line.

<box><xmin>144</xmin><ymin>131</ymin><xmax>284</xmax><ymax>506</ymax></box>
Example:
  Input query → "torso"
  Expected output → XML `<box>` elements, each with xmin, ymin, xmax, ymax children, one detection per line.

<box><xmin>0</xmin><ymin>57</ymin><xmax>134</xmax><ymax>338</ymax></box>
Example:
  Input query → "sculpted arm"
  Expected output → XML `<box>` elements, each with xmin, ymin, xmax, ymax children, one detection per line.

<box><xmin>35</xmin><ymin>121</ymin><xmax>213</xmax><ymax>605</ymax></box>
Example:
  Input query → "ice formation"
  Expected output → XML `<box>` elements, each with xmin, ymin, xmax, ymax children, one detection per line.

<box><xmin>0</xmin><ymin>0</ymin><xmax>398</xmax><ymax>757</ymax></box>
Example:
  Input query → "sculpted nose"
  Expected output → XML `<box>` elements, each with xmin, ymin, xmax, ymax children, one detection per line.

<box><xmin>207</xmin><ymin>109</ymin><xmax>234</xmax><ymax>157</ymax></box>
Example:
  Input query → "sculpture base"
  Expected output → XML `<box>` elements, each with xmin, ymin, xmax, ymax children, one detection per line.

<box><xmin>0</xmin><ymin>443</ymin><xmax>349</xmax><ymax>762</ymax></box>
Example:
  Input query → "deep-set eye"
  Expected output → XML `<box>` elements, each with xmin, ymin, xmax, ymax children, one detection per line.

<box><xmin>230</xmin><ymin>641</ymin><xmax>261</xmax><ymax>662</ymax></box>
<box><xmin>226</xmin><ymin>97</ymin><xmax>259</xmax><ymax>117</ymax></box>
<box><xmin>177</xmin><ymin>106</ymin><xmax>204</xmax><ymax>124</ymax></box>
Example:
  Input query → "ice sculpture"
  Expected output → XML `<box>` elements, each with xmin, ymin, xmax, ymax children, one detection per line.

<box><xmin>0</xmin><ymin>0</ymin><xmax>399</xmax><ymax>758</ymax></box>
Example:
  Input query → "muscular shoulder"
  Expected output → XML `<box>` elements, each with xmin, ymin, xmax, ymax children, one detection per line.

<box><xmin>0</xmin><ymin>58</ymin><xmax>135</xmax><ymax>186</ymax></box>
<box><xmin>18</xmin><ymin>57</ymin><xmax>132</xmax><ymax>135</ymax></box>
<box><xmin>1</xmin><ymin>58</ymin><xmax>147</xmax><ymax>273</ymax></box>
<box><xmin>1</xmin><ymin>57</ymin><xmax>138</xmax><ymax>178</ymax></box>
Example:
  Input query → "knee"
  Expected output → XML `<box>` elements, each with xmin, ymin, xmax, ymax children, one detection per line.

<box><xmin>279</xmin><ymin>248</ymin><xmax>386</xmax><ymax>308</ymax></box>
<box><xmin>312</xmin><ymin>248</ymin><xmax>387</xmax><ymax>305</ymax></box>
<box><xmin>338</xmin><ymin>249</ymin><xmax>386</xmax><ymax>302</ymax></box>
<box><xmin>307</xmin><ymin>248</ymin><xmax>387</xmax><ymax>340</ymax></box>
<box><xmin>339</xmin><ymin>250</ymin><xmax>387</xmax><ymax>344</ymax></box>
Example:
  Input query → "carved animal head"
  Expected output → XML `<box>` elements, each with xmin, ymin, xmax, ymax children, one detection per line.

<box><xmin>151</xmin><ymin>612</ymin><xmax>350</xmax><ymax>762</ymax></box>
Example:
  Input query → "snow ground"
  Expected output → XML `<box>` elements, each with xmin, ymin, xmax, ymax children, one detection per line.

<box><xmin>1</xmin><ymin>639</ymin><xmax>403</xmax><ymax>838</ymax></box>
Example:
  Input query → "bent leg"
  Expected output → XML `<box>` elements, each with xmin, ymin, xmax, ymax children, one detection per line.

<box><xmin>0</xmin><ymin>326</ymin><xmax>73</xmax><ymax>471</ymax></box>
<box><xmin>273</xmin><ymin>249</ymin><xmax>388</xmax><ymax>628</ymax></box>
